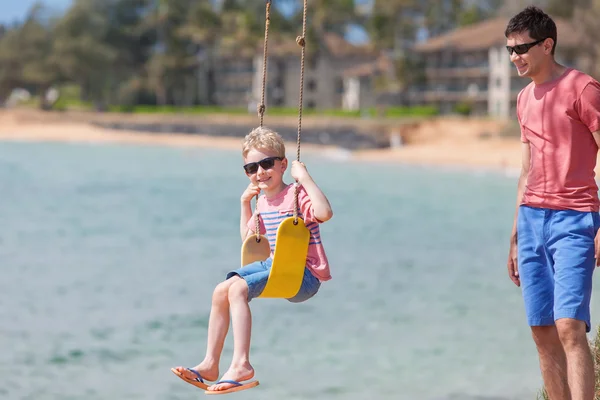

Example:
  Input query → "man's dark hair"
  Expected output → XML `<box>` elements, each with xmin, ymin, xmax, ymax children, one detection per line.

<box><xmin>504</xmin><ymin>6</ymin><xmax>557</xmax><ymax>55</ymax></box>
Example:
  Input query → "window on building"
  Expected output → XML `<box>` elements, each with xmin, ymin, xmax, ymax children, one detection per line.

<box><xmin>335</xmin><ymin>78</ymin><xmax>344</xmax><ymax>94</ymax></box>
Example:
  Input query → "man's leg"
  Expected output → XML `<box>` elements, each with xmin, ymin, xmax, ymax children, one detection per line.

<box><xmin>518</xmin><ymin>206</ymin><xmax>568</xmax><ymax>398</ymax></box>
<box><xmin>556</xmin><ymin>319</ymin><xmax>594</xmax><ymax>400</ymax></box>
<box><xmin>550</xmin><ymin>210</ymin><xmax>599</xmax><ymax>400</ymax></box>
<box><xmin>531</xmin><ymin>326</ymin><xmax>571</xmax><ymax>399</ymax></box>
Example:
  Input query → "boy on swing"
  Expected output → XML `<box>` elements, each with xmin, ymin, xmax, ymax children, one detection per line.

<box><xmin>171</xmin><ymin>126</ymin><xmax>333</xmax><ymax>394</ymax></box>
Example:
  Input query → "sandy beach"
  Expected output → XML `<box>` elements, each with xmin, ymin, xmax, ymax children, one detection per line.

<box><xmin>0</xmin><ymin>108</ymin><xmax>525</xmax><ymax>173</ymax></box>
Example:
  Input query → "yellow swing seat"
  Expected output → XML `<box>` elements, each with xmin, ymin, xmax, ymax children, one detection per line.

<box><xmin>241</xmin><ymin>216</ymin><xmax>310</xmax><ymax>299</ymax></box>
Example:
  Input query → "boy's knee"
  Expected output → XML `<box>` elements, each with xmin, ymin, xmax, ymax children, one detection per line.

<box><xmin>213</xmin><ymin>278</ymin><xmax>237</xmax><ymax>302</ymax></box>
<box><xmin>228</xmin><ymin>279</ymin><xmax>249</xmax><ymax>301</ymax></box>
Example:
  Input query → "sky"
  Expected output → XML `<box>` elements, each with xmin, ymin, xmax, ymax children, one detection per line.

<box><xmin>0</xmin><ymin>0</ymin><xmax>371</xmax><ymax>42</ymax></box>
<box><xmin>1</xmin><ymin>0</ymin><xmax>72</xmax><ymax>24</ymax></box>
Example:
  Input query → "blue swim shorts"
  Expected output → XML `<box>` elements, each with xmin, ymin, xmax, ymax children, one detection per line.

<box><xmin>517</xmin><ymin>205</ymin><xmax>600</xmax><ymax>332</ymax></box>
<box><xmin>226</xmin><ymin>258</ymin><xmax>321</xmax><ymax>302</ymax></box>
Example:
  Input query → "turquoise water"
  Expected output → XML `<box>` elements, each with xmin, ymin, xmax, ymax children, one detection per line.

<box><xmin>1</xmin><ymin>140</ymin><xmax>596</xmax><ymax>400</ymax></box>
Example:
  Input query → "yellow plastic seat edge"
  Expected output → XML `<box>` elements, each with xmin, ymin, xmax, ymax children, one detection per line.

<box><xmin>241</xmin><ymin>233</ymin><xmax>271</xmax><ymax>267</ymax></box>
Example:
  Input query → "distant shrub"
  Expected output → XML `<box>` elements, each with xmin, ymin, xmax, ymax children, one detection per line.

<box><xmin>102</xmin><ymin>105</ymin><xmax>439</xmax><ymax>119</ymax></box>
<box><xmin>454</xmin><ymin>102</ymin><xmax>472</xmax><ymax>116</ymax></box>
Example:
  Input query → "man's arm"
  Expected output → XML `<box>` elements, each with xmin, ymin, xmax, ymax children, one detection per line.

<box><xmin>592</xmin><ymin>130</ymin><xmax>600</xmax><ymax>149</ymax></box>
<box><xmin>511</xmin><ymin>142</ymin><xmax>531</xmax><ymax>241</ymax></box>
<box><xmin>507</xmin><ymin>141</ymin><xmax>531</xmax><ymax>286</ymax></box>
<box><xmin>590</xmin><ymin>130</ymin><xmax>600</xmax><ymax>265</ymax></box>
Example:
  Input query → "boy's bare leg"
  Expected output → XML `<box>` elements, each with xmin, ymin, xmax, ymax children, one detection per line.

<box><xmin>207</xmin><ymin>278</ymin><xmax>254</xmax><ymax>391</ymax></box>
<box><xmin>173</xmin><ymin>277</ymin><xmax>240</xmax><ymax>382</ymax></box>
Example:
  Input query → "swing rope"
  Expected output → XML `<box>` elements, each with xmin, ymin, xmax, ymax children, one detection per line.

<box><xmin>257</xmin><ymin>0</ymin><xmax>271</xmax><ymax>128</ymax></box>
<box><xmin>253</xmin><ymin>0</ymin><xmax>307</xmax><ymax>240</ymax></box>
<box><xmin>292</xmin><ymin>0</ymin><xmax>307</xmax><ymax>225</ymax></box>
<box><xmin>254</xmin><ymin>0</ymin><xmax>272</xmax><ymax>241</ymax></box>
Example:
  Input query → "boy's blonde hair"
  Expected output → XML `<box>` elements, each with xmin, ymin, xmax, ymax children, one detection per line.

<box><xmin>242</xmin><ymin>126</ymin><xmax>286</xmax><ymax>158</ymax></box>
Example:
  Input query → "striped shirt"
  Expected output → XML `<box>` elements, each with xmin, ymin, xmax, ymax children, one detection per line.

<box><xmin>247</xmin><ymin>183</ymin><xmax>331</xmax><ymax>281</ymax></box>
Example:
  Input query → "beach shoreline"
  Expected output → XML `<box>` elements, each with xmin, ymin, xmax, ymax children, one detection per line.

<box><xmin>0</xmin><ymin>108</ymin><xmax>527</xmax><ymax>174</ymax></box>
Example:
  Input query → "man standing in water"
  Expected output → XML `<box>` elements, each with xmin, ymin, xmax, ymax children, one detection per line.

<box><xmin>505</xmin><ymin>6</ymin><xmax>600</xmax><ymax>399</ymax></box>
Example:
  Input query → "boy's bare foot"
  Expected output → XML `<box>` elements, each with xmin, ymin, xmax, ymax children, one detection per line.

<box><xmin>172</xmin><ymin>363</ymin><xmax>219</xmax><ymax>383</ymax></box>
<box><xmin>207</xmin><ymin>364</ymin><xmax>255</xmax><ymax>392</ymax></box>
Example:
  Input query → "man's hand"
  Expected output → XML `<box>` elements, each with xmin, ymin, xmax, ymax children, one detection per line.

<box><xmin>595</xmin><ymin>227</ymin><xmax>600</xmax><ymax>266</ymax></box>
<box><xmin>508</xmin><ymin>237</ymin><xmax>520</xmax><ymax>286</ymax></box>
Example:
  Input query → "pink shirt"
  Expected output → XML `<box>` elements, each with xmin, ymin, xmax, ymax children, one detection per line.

<box><xmin>517</xmin><ymin>68</ymin><xmax>600</xmax><ymax>212</ymax></box>
<box><xmin>247</xmin><ymin>183</ymin><xmax>331</xmax><ymax>281</ymax></box>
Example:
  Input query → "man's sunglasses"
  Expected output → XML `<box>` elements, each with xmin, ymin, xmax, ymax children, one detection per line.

<box><xmin>243</xmin><ymin>156</ymin><xmax>282</xmax><ymax>174</ymax></box>
<box><xmin>506</xmin><ymin>38</ymin><xmax>546</xmax><ymax>56</ymax></box>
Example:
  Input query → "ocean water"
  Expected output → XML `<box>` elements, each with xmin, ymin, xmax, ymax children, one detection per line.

<box><xmin>1</xmin><ymin>140</ymin><xmax>596</xmax><ymax>400</ymax></box>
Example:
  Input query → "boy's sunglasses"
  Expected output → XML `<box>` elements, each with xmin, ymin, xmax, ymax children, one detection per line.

<box><xmin>243</xmin><ymin>156</ymin><xmax>282</xmax><ymax>174</ymax></box>
<box><xmin>506</xmin><ymin>38</ymin><xmax>546</xmax><ymax>56</ymax></box>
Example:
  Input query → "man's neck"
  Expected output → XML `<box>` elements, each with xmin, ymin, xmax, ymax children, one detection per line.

<box><xmin>532</xmin><ymin>62</ymin><xmax>566</xmax><ymax>85</ymax></box>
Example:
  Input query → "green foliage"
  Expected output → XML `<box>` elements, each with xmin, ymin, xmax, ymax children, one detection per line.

<box><xmin>102</xmin><ymin>104</ymin><xmax>439</xmax><ymax>119</ymax></box>
<box><xmin>384</xmin><ymin>106</ymin><xmax>439</xmax><ymax>117</ymax></box>
<box><xmin>458</xmin><ymin>5</ymin><xmax>484</xmax><ymax>26</ymax></box>
<box><xmin>536</xmin><ymin>388</ymin><xmax>549</xmax><ymax>400</ymax></box>
<box><xmin>0</xmin><ymin>4</ymin><xmax>61</xmax><ymax>108</ymax></box>
<box><xmin>454</xmin><ymin>102</ymin><xmax>472</xmax><ymax>116</ymax></box>
<box><xmin>52</xmin><ymin>84</ymin><xmax>92</xmax><ymax>110</ymax></box>
<box><xmin>0</xmin><ymin>0</ymin><xmax>503</xmax><ymax>112</ymax></box>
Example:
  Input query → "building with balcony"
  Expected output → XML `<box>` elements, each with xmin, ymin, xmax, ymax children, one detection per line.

<box><xmin>196</xmin><ymin>34</ymin><xmax>378</xmax><ymax>110</ymax></box>
<box><xmin>340</xmin><ymin>52</ymin><xmax>394</xmax><ymax>112</ymax></box>
<box><xmin>251</xmin><ymin>33</ymin><xmax>379</xmax><ymax>111</ymax></box>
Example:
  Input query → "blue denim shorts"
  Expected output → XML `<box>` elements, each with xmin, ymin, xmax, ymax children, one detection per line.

<box><xmin>226</xmin><ymin>258</ymin><xmax>321</xmax><ymax>302</ymax></box>
<box><xmin>517</xmin><ymin>205</ymin><xmax>600</xmax><ymax>332</ymax></box>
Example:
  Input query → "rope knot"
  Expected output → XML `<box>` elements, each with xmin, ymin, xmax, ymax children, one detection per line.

<box><xmin>296</xmin><ymin>36</ymin><xmax>305</xmax><ymax>47</ymax></box>
<box><xmin>257</xmin><ymin>103</ymin><xmax>266</xmax><ymax>116</ymax></box>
